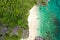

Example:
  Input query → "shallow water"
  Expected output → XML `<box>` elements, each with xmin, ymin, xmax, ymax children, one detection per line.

<box><xmin>37</xmin><ymin>0</ymin><xmax>60</xmax><ymax>40</ymax></box>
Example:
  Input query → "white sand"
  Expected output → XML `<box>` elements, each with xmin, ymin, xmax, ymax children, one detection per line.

<box><xmin>27</xmin><ymin>5</ymin><xmax>38</xmax><ymax>40</ymax></box>
<box><xmin>20</xmin><ymin>5</ymin><xmax>38</xmax><ymax>40</ymax></box>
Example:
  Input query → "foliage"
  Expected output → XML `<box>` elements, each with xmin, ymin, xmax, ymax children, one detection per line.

<box><xmin>0</xmin><ymin>0</ymin><xmax>36</xmax><ymax>40</ymax></box>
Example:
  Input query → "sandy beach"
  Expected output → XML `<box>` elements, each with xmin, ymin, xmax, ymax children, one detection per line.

<box><xmin>20</xmin><ymin>5</ymin><xmax>38</xmax><ymax>40</ymax></box>
<box><xmin>27</xmin><ymin>5</ymin><xmax>38</xmax><ymax>40</ymax></box>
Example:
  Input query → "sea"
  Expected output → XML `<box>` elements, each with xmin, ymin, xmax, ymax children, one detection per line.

<box><xmin>37</xmin><ymin>0</ymin><xmax>60</xmax><ymax>40</ymax></box>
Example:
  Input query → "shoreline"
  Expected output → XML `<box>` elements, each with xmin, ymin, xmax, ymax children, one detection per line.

<box><xmin>27</xmin><ymin>5</ymin><xmax>38</xmax><ymax>40</ymax></box>
<box><xmin>20</xmin><ymin>5</ymin><xmax>38</xmax><ymax>40</ymax></box>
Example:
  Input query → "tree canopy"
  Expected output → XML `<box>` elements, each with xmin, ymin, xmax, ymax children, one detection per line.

<box><xmin>0</xmin><ymin>0</ymin><xmax>36</xmax><ymax>40</ymax></box>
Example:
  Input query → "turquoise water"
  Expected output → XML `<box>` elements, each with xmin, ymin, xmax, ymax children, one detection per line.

<box><xmin>37</xmin><ymin>0</ymin><xmax>60</xmax><ymax>40</ymax></box>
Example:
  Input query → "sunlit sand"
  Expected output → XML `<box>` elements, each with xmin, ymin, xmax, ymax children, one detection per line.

<box><xmin>20</xmin><ymin>5</ymin><xmax>38</xmax><ymax>40</ymax></box>
<box><xmin>27</xmin><ymin>5</ymin><xmax>38</xmax><ymax>40</ymax></box>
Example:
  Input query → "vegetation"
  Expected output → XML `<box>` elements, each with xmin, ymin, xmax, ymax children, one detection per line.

<box><xmin>0</xmin><ymin>0</ymin><xmax>36</xmax><ymax>40</ymax></box>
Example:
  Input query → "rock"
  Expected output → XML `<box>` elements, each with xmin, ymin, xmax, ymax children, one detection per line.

<box><xmin>21</xmin><ymin>29</ymin><xmax>29</xmax><ymax>39</ymax></box>
<box><xmin>11</xmin><ymin>26</ymin><xmax>20</xmax><ymax>35</ymax></box>
<box><xmin>37</xmin><ymin>0</ymin><xmax>48</xmax><ymax>6</ymax></box>
<box><xmin>34</xmin><ymin>36</ymin><xmax>44</xmax><ymax>40</ymax></box>
<box><xmin>0</xmin><ymin>27</ymin><xmax>7</xmax><ymax>40</ymax></box>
